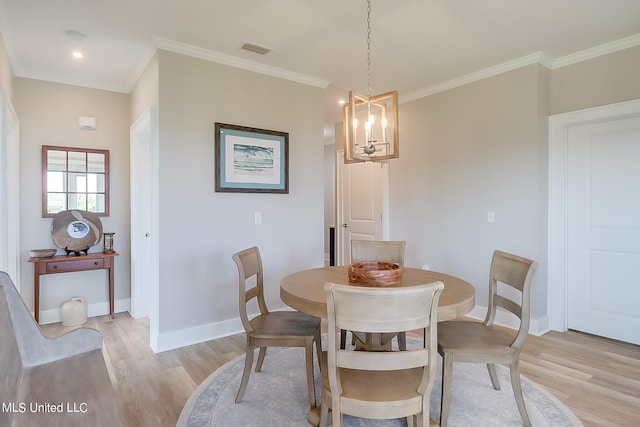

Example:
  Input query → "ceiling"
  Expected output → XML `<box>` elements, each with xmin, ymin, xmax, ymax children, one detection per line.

<box><xmin>1</xmin><ymin>0</ymin><xmax>640</xmax><ymax>141</ymax></box>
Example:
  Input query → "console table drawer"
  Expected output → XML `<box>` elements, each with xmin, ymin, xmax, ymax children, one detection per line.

<box><xmin>46</xmin><ymin>258</ymin><xmax>105</xmax><ymax>273</ymax></box>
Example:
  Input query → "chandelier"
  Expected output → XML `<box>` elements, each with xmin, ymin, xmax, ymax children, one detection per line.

<box><xmin>344</xmin><ymin>0</ymin><xmax>399</xmax><ymax>163</ymax></box>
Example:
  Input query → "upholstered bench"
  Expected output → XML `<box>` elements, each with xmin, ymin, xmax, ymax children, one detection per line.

<box><xmin>0</xmin><ymin>271</ymin><xmax>122</xmax><ymax>427</ymax></box>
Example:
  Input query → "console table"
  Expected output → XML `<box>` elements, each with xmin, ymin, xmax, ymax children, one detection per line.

<box><xmin>29</xmin><ymin>252</ymin><xmax>118</xmax><ymax>324</ymax></box>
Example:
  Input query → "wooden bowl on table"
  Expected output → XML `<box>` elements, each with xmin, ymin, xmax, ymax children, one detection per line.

<box><xmin>348</xmin><ymin>261</ymin><xmax>402</xmax><ymax>286</ymax></box>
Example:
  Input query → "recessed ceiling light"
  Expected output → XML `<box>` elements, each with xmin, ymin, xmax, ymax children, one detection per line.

<box><xmin>338</xmin><ymin>99</ymin><xmax>346</xmax><ymax>105</ymax></box>
<box><xmin>72</xmin><ymin>51</ymin><xmax>84</xmax><ymax>59</ymax></box>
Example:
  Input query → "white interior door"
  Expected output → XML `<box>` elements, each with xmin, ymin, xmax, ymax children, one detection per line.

<box><xmin>337</xmin><ymin>151</ymin><xmax>385</xmax><ymax>265</ymax></box>
<box><xmin>566</xmin><ymin>115</ymin><xmax>640</xmax><ymax>345</ymax></box>
<box><xmin>130</xmin><ymin>110</ymin><xmax>153</xmax><ymax>319</ymax></box>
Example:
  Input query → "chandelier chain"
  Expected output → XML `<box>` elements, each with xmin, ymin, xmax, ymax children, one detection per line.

<box><xmin>366</xmin><ymin>0</ymin><xmax>372</xmax><ymax>98</ymax></box>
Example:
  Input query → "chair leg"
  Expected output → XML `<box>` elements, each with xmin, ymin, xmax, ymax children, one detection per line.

<box><xmin>315</xmin><ymin>330</ymin><xmax>323</xmax><ymax>373</ymax></box>
<box><xmin>235</xmin><ymin>344</ymin><xmax>255</xmax><ymax>403</ymax></box>
<box><xmin>509</xmin><ymin>361</ymin><xmax>532</xmax><ymax>427</ymax></box>
<box><xmin>486</xmin><ymin>363</ymin><xmax>500</xmax><ymax>390</ymax></box>
<box><xmin>398</xmin><ymin>331</ymin><xmax>407</xmax><ymax>351</ymax></box>
<box><xmin>406</xmin><ymin>415</ymin><xmax>415</xmax><ymax>427</ymax></box>
<box><xmin>331</xmin><ymin>396</ymin><xmax>343</xmax><ymax>427</ymax></box>
<box><xmin>439</xmin><ymin>354</ymin><xmax>454</xmax><ymax>427</ymax></box>
<box><xmin>305</xmin><ymin>343</ymin><xmax>317</xmax><ymax>409</ymax></box>
<box><xmin>255</xmin><ymin>347</ymin><xmax>267</xmax><ymax>372</ymax></box>
<box><xmin>340</xmin><ymin>329</ymin><xmax>347</xmax><ymax>349</ymax></box>
<box><xmin>319</xmin><ymin>389</ymin><xmax>330</xmax><ymax>427</ymax></box>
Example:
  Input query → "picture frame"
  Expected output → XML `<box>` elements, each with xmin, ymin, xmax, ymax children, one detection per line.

<box><xmin>214</xmin><ymin>123</ymin><xmax>289</xmax><ymax>193</ymax></box>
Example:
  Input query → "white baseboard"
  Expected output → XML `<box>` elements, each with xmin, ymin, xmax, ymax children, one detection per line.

<box><xmin>151</xmin><ymin>308</ymin><xmax>297</xmax><ymax>353</ymax></box>
<box><xmin>37</xmin><ymin>298</ymin><xmax>131</xmax><ymax>325</ymax></box>
<box><xmin>465</xmin><ymin>305</ymin><xmax>550</xmax><ymax>336</ymax></box>
<box><xmin>154</xmin><ymin>317</ymin><xmax>244</xmax><ymax>353</ymax></box>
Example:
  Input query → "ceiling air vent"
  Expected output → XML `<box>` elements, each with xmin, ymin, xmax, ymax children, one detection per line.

<box><xmin>241</xmin><ymin>42</ymin><xmax>271</xmax><ymax>55</ymax></box>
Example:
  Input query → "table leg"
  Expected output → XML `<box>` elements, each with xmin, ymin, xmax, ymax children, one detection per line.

<box><xmin>352</xmin><ymin>332</ymin><xmax>394</xmax><ymax>351</ymax></box>
<box><xmin>34</xmin><ymin>272</ymin><xmax>40</xmax><ymax>324</ymax></box>
<box><xmin>108</xmin><ymin>263</ymin><xmax>115</xmax><ymax>319</ymax></box>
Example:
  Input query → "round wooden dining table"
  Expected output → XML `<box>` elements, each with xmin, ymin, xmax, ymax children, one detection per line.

<box><xmin>280</xmin><ymin>265</ymin><xmax>476</xmax><ymax>320</ymax></box>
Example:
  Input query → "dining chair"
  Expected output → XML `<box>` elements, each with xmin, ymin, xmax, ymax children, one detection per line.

<box><xmin>437</xmin><ymin>250</ymin><xmax>538</xmax><ymax>427</ymax></box>
<box><xmin>232</xmin><ymin>246</ymin><xmax>322</xmax><ymax>408</ymax></box>
<box><xmin>319</xmin><ymin>281</ymin><xmax>444</xmax><ymax>427</ymax></box>
<box><xmin>350</xmin><ymin>239</ymin><xmax>406</xmax><ymax>266</ymax></box>
<box><xmin>343</xmin><ymin>239</ymin><xmax>407</xmax><ymax>350</ymax></box>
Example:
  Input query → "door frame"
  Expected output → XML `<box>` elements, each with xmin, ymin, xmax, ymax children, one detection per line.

<box><xmin>548</xmin><ymin>98</ymin><xmax>640</xmax><ymax>331</ymax></box>
<box><xmin>335</xmin><ymin>149</ymin><xmax>390</xmax><ymax>265</ymax></box>
<box><xmin>0</xmin><ymin>91</ymin><xmax>20</xmax><ymax>287</ymax></box>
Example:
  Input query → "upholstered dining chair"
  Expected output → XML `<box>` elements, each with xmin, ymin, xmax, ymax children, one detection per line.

<box><xmin>319</xmin><ymin>281</ymin><xmax>444</xmax><ymax>427</ymax></box>
<box><xmin>437</xmin><ymin>250</ymin><xmax>538</xmax><ymax>427</ymax></box>
<box><xmin>232</xmin><ymin>246</ymin><xmax>322</xmax><ymax>408</ymax></box>
<box><xmin>343</xmin><ymin>239</ymin><xmax>407</xmax><ymax>350</ymax></box>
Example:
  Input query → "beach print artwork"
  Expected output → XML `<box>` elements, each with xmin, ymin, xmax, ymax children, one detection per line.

<box><xmin>233</xmin><ymin>143</ymin><xmax>274</xmax><ymax>177</ymax></box>
<box><xmin>224</xmin><ymin>134</ymin><xmax>281</xmax><ymax>186</ymax></box>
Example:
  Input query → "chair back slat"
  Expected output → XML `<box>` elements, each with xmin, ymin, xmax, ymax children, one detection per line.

<box><xmin>337</xmin><ymin>348</ymin><xmax>429</xmax><ymax>371</ymax></box>
<box><xmin>350</xmin><ymin>240</ymin><xmax>406</xmax><ymax>266</ymax></box>
<box><xmin>331</xmin><ymin>285</ymin><xmax>432</xmax><ymax>334</ymax></box>
<box><xmin>493</xmin><ymin>294</ymin><xmax>522</xmax><ymax>318</ymax></box>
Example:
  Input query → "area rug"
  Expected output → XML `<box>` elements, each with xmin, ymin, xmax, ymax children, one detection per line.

<box><xmin>177</xmin><ymin>339</ymin><xmax>583</xmax><ymax>427</ymax></box>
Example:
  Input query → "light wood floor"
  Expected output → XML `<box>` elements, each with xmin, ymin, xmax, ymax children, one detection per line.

<box><xmin>41</xmin><ymin>313</ymin><xmax>640</xmax><ymax>427</ymax></box>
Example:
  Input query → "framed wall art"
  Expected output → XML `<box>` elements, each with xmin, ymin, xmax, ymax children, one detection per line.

<box><xmin>214</xmin><ymin>123</ymin><xmax>289</xmax><ymax>193</ymax></box>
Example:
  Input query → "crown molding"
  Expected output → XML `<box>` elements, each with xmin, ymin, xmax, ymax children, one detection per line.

<box><xmin>550</xmin><ymin>33</ymin><xmax>640</xmax><ymax>69</ymax></box>
<box><xmin>401</xmin><ymin>33</ymin><xmax>640</xmax><ymax>105</ymax></box>
<box><xmin>401</xmin><ymin>52</ymin><xmax>552</xmax><ymax>104</ymax></box>
<box><xmin>13</xmin><ymin>70</ymin><xmax>130</xmax><ymax>93</ymax></box>
<box><xmin>153</xmin><ymin>37</ymin><xmax>330</xmax><ymax>89</ymax></box>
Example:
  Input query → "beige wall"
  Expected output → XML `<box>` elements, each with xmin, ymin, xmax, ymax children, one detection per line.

<box><xmin>392</xmin><ymin>64</ymin><xmax>550</xmax><ymax>324</ymax></box>
<box><xmin>14</xmin><ymin>78</ymin><xmax>131</xmax><ymax>319</ymax></box>
<box><xmin>152</xmin><ymin>51</ymin><xmax>324</xmax><ymax>344</ymax></box>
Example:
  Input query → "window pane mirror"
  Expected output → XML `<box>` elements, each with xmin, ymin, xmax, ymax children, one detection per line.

<box><xmin>42</xmin><ymin>145</ymin><xmax>110</xmax><ymax>217</ymax></box>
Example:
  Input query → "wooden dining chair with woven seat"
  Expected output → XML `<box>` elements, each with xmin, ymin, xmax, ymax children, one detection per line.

<box><xmin>343</xmin><ymin>239</ymin><xmax>407</xmax><ymax>350</ymax></box>
<box><xmin>232</xmin><ymin>246</ymin><xmax>322</xmax><ymax>409</ymax></box>
<box><xmin>319</xmin><ymin>281</ymin><xmax>444</xmax><ymax>427</ymax></box>
<box><xmin>437</xmin><ymin>250</ymin><xmax>538</xmax><ymax>427</ymax></box>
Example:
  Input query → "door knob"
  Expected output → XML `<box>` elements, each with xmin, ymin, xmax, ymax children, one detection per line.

<box><xmin>342</xmin><ymin>223</ymin><xmax>348</xmax><ymax>228</ymax></box>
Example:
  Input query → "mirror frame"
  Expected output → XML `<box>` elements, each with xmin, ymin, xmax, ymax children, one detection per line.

<box><xmin>42</xmin><ymin>145</ymin><xmax>110</xmax><ymax>218</ymax></box>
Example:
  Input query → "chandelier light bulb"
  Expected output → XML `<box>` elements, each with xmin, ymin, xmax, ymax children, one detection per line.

<box><xmin>382</xmin><ymin>117</ymin><xmax>387</xmax><ymax>143</ymax></box>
